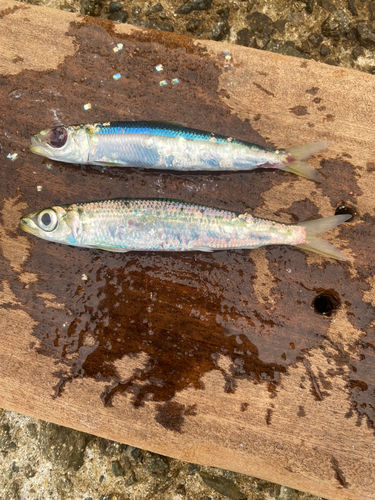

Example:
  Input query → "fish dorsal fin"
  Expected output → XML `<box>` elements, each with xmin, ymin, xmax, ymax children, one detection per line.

<box><xmin>237</xmin><ymin>211</ymin><xmax>254</xmax><ymax>223</ymax></box>
<box><xmin>159</xmin><ymin>121</ymin><xmax>186</xmax><ymax>127</ymax></box>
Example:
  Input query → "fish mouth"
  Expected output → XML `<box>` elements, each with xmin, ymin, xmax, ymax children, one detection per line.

<box><xmin>29</xmin><ymin>134</ymin><xmax>47</xmax><ymax>156</ymax></box>
<box><xmin>29</xmin><ymin>144</ymin><xmax>48</xmax><ymax>156</ymax></box>
<box><xmin>29</xmin><ymin>130</ymin><xmax>56</xmax><ymax>156</ymax></box>
<box><xmin>19</xmin><ymin>215</ymin><xmax>39</xmax><ymax>235</ymax></box>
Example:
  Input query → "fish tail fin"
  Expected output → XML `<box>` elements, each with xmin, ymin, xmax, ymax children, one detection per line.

<box><xmin>295</xmin><ymin>214</ymin><xmax>351</xmax><ymax>261</ymax></box>
<box><xmin>282</xmin><ymin>141</ymin><xmax>331</xmax><ymax>181</ymax></box>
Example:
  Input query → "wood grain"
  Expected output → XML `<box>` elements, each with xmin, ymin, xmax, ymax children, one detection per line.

<box><xmin>0</xmin><ymin>2</ymin><xmax>374</xmax><ymax>499</ymax></box>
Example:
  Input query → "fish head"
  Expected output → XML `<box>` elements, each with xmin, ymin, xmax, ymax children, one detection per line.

<box><xmin>29</xmin><ymin>125</ymin><xmax>91</xmax><ymax>163</ymax></box>
<box><xmin>19</xmin><ymin>205</ymin><xmax>82</xmax><ymax>247</ymax></box>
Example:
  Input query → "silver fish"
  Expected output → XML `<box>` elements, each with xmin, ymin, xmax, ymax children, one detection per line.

<box><xmin>19</xmin><ymin>198</ymin><xmax>350</xmax><ymax>260</ymax></box>
<box><xmin>29</xmin><ymin>121</ymin><xmax>330</xmax><ymax>181</ymax></box>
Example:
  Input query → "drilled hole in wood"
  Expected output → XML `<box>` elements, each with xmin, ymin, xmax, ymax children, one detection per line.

<box><xmin>335</xmin><ymin>203</ymin><xmax>357</xmax><ymax>221</ymax></box>
<box><xmin>313</xmin><ymin>293</ymin><xmax>341</xmax><ymax>316</ymax></box>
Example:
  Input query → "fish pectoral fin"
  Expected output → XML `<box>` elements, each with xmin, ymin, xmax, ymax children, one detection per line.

<box><xmin>189</xmin><ymin>246</ymin><xmax>214</xmax><ymax>252</ymax></box>
<box><xmin>95</xmin><ymin>161</ymin><xmax>125</xmax><ymax>167</ymax></box>
<box><xmin>90</xmin><ymin>245</ymin><xmax>130</xmax><ymax>253</ymax></box>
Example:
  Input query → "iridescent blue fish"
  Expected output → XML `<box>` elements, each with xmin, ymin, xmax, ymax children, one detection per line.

<box><xmin>29</xmin><ymin>121</ymin><xmax>329</xmax><ymax>180</ymax></box>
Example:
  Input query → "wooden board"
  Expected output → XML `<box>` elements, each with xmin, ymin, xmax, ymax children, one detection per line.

<box><xmin>0</xmin><ymin>1</ymin><xmax>374</xmax><ymax>498</ymax></box>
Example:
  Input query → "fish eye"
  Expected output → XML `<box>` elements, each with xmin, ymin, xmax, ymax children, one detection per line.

<box><xmin>37</xmin><ymin>209</ymin><xmax>58</xmax><ymax>232</ymax></box>
<box><xmin>48</xmin><ymin>127</ymin><xmax>68</xmax><ymax>148</ymax></box>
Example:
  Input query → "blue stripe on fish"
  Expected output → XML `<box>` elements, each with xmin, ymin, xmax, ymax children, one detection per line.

<box><xmin>96</xmin><ymin>122</ymin><xmax>243</xmax><ymax>144</ymax></box>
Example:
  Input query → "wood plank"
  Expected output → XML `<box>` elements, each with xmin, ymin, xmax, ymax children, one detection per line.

<box><xmin>0</xmin><ymin>1</ymin><xmax>374</xmax><ymax>498</ymax></box>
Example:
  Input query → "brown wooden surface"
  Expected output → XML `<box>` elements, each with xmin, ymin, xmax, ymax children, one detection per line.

<box><xmin>0</xmin><ymin>1</ymin><xmax>375</xmax><ymax>498</ymax></box>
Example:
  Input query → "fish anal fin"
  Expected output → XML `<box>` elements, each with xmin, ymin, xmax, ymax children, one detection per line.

<box><xmin>96</xmin><ymin>161</ymin><xmax>125</xmax><ymax>167</ymax></box>
<box><xmin>189</xmin><ymin>246</ymin><xmax>214</xmax><ymax>252</ymax></box>
<box><xmin>90</xmin><ymin>245</ymin><xmax>130</xmax><ymax>253</ymax></box>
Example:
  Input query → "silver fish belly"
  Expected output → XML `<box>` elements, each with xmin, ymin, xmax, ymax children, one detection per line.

<box><xmin>89</xmin><ymin>129</ymin><xmax>274</xmax><ymax>171</ymax></box>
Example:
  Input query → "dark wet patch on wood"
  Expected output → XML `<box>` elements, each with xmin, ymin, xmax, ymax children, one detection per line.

<box><xmin>265</xmin><ymin>408</ymin><xmax>273</xmax><ymax>425</ymax></box>
<box><xmin>319</xmin><ymin>157</ymin><xmax>362</xmax><ymax>203</ymax></box>
<box><xmin>306</xmin><ymin>87</ymin><xmax>319</xmax><ymax>95</ymax></box>
<box><xmin>324</xmin><ymin>114</ymin><xmax>335</xmax><ymax>122</ymax></box>
<box><xmin>289</xmin><ymin>105</ymin><xmax>308</xmax><ymax>116</ymax></box>
<box><xmin>297</xmin><ymin>406</ymin><xmax>306</xmax><ymax>417</ymax></box>
<box><xmin>253</xmin><ymin>82</ymin><xmax>275</xmax><ymax>97</ymax></box>
<box><xmin>155</xmin><ymin>402</ymin><xmax>197</xmax><ymax>432</ymax></box>
<box><xmin>346</xmin><ymin>338</ymin><xmax>375</xmax><ymax>434</ymax></box>
<box><xmin>279</xmin><ymin>199</ymin><xmax>320</xmax><ymax>222</ymax></box>
<box><xmin>0</xmin><ymin>3</ymin><xmax>28</xmax><ymax>19</ymax></box>
<box><xmin>331</xmin><ymin>457</ymin><xmax>349</xmax><ymax>488</ymax></box>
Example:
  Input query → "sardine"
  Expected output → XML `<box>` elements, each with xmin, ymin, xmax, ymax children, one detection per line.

<box><xmin>29</xmin><ymin>121</ymin><xmax>330</xmax><ymax>181</ymax></box>
<box><xmin>19</xmin><ymin>199</ymin><xmax>350</xmax><ymax>261</ymax></box>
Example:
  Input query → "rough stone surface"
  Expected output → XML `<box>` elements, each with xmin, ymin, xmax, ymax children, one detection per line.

<box><xmin>108</xmin><ymin>1</ymin><xmax>122</xmax><ymax>12</ymax></box>
<box><xmin>321</xmin><ymin>9</ymin><xmax>351</xmax><ymax>38</ymax></box>
<box><xmin>211</xmin><ymin>19</ymin><xmax>230</xmax><ymax>41</ymax></box>
<box><xmin>357</xmin><ymin>22</ymin><xmax>375</xmax><ymax>48</ymax></box>
<box><xmin>3</xmin><ymin>0</ymin><xmax>375</xmax><ymax>498</ymax></box>
<box><xmin>108</xmin><ymin>10</ymin><xmax>128</xmax><ymax>21</ymax></box>
<box><xmin>175</xmin><ymin>0</ymin><xmax>211</xmax><ymax>14</ymax></box>
<box><xmin>145</xmin><ymin>1</ymin><xmax>162</xmax><ymax>15</ymax></box>
<box><xmin>38</xmin><ymin>421</ymin><xmax>91</xmax><ymax>471</ymax></box>
<box><xmin>18</xmin><ymin>0</ymin><xmax>375</xmax><ymax>71</ymax></box>
<box><xmin>0</xmin><ymin>410</ymin><xmax>322</xmax><ymax>500</ymax></box>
